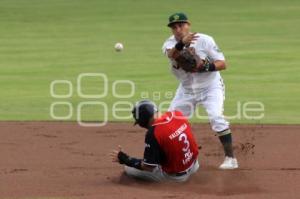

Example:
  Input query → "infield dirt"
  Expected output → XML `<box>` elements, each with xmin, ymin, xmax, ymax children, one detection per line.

<box><xmin>0</xmin><ymin>122</ymin><xmax>299</xmax><ymax>199</ymax></box>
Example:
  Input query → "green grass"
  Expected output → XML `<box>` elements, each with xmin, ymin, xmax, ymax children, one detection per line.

<box><xmin>0</xmin><ymin>0</ymin><xmax>299</xmax><ymax>124</ymax></box>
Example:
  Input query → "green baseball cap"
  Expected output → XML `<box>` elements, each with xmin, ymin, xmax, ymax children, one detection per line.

<box><xmin>167</xmin><ymin>12</ymin><xmax>189</xmax><ymax>27</ymax></box>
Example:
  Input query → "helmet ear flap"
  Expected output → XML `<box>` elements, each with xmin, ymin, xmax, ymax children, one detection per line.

<box><xmin>132</xmin><ymin>107</ymin><xmax>136</xmax><ymax>120</ymax></box>
<box><xmin>131</xmin><ymin>107</ymin><xmax>139</xmax><ymax>126</ymax></box>
<box><xmin>132</xmin><ymin>100</ymin><xmax>157</xmax><ymax>128</ymax></box>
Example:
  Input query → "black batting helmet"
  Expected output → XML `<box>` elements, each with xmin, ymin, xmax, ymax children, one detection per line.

<box><xmin>132</xmin><ymin>100</ymin><xmax>158</xmax><ymax>129</ymax></box>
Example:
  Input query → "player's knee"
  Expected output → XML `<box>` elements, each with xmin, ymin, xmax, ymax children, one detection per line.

<box><xmin>124</xmin><ymin>165</ymin><xmax>138</xmax><ymax>177</ymax></box>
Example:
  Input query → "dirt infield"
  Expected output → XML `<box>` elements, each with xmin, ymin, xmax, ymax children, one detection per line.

<box><xmin>0</xmin><ymin>122</ymin><xmax>299</xmax><ymax>199</ymax></box>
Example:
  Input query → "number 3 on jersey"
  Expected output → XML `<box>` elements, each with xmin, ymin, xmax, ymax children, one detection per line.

<box><xmin>179</xmin><ymin>132</ymin><xmax>193</xmax><ymax>165</ymax></box>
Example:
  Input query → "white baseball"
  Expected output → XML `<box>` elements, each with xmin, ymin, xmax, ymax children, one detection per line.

<box><xmin>114</xmin><ymin>42</ymin><xmax>124</xmax><ymax>52</ymax></box>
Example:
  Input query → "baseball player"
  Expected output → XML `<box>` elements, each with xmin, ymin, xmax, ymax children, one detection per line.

<box><xmin>162</xmin><ymin>13</ymin><xmax>238</xmax><ymax>169</ymax></box>
<box><xmin>111</xmin><ymin>100</ymin><xmax>199</xmax><ymax>182</ymax></box>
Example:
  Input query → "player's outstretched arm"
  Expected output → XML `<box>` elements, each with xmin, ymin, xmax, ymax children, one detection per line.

<box><xmin>166</xmin><ymin>33</ymin><xmax>199</xmax><ymax>59</ymax></box>
<box><xmin>110</xmin><ymin>145</ymin><xmax>156</xmax><ymax>171</ymax></box>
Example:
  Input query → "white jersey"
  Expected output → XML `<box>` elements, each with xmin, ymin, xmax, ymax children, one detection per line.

<box><xmin>162</xmin><ymin>33</ymin><xmax>225</xmax><ymax>92</ymax></box>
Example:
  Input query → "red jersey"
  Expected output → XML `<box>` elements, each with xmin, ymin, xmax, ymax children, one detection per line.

<box><xmin>143</xmin><ymin>111</ymin><xmax>199</xmax><ymax>174</ymax></box>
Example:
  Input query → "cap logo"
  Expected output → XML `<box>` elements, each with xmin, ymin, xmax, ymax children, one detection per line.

<box><xmin>173</xmin><ymin>15</ymin><xmax>180</xmax><ymax>21</ymax></box>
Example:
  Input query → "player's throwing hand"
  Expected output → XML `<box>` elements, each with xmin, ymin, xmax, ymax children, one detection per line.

<box><xmin>182</xmin><ymin>33</ymin><xmax>199</xmax><ymax>45</ymax></box>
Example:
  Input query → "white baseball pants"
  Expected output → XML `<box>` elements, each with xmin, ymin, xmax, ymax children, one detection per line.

<box><xmin>124</xmin><ymin>160</ymin><xmax>199</xmax><ymax>182</ymax></box>
<box><xmin>168</xmin><ymin>77</ymin><xmax>229</xmax><ymax>133</ymax></box>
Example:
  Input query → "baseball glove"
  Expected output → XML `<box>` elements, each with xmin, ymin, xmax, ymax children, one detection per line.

<box><xmin>175</xmin><ymin>47</ymin><xmax>207</xmax><ymax>73</ymax></box>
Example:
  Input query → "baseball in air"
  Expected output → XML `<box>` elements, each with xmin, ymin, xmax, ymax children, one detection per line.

<box><xmin>114</xmin><ymin>42</ymin><xmax>124</xmax><ymax>52</ymax></box>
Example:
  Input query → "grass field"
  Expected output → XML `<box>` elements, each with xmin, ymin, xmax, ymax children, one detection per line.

<box><xmin>0</xmin><ymin>0</ymin><xmax>299</xmax><ymax>123</ymax></box>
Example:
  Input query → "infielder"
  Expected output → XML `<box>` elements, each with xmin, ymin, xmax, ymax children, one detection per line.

<box><xmin>111</xmin><ymin>100</ymin><xmax>199</xmax><ymax>182</ymax></box>
<box><xmin>162</xmin><ymin>13</ymin><xmax>238</xmax><ymax>169</ymax></box>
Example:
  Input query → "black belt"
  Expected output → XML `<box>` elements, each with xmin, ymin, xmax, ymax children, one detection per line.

<box><xmin>168</xmin><ymin>171</ymin><xmax>187</xmax><ymax>177</ymax></box>
<box><xmin>171</xmin><ymin>160</ymin><xmax>196</xmax><ymax>176</ymax></box>
<box><xmin>175</xmin><ymin>171</ymin><xmax>188</xmax><ymax>176</ymax></box>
